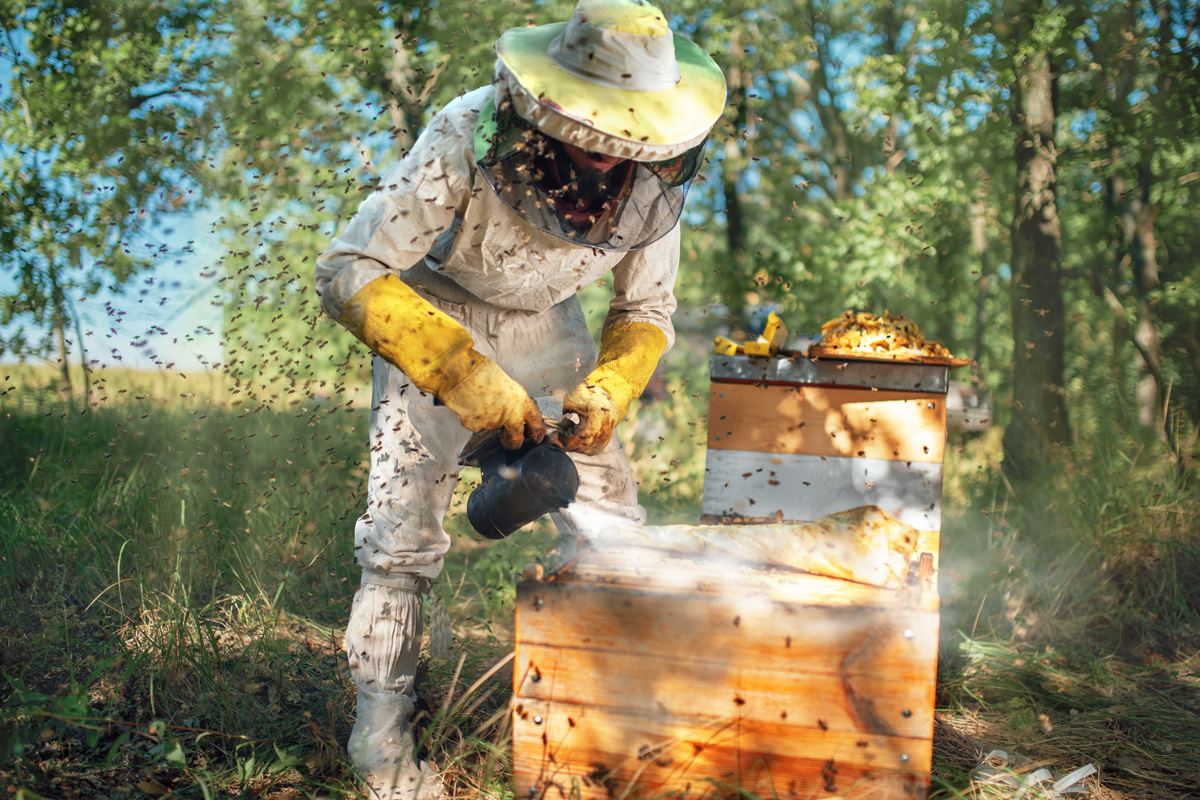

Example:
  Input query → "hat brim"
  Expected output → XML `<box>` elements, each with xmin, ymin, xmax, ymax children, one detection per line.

<box><xmin>496</xmin><ymin>22</ymin><xmax>726</xmax><ymax>153</ymax></box>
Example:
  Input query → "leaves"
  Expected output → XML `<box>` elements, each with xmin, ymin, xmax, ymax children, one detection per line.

<box><xmin>0</xmin><ymin>0</ymin><xmax>218</xmax><ymax>367</ymax></box>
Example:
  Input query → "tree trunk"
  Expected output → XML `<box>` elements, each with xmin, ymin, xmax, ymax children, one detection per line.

<box><xmin>1002</xmin><ymin>29</ymin><xmax>1070</xmax><ymax>479</ymax></box>
<box><xmin>71</xmin><ymin>300</ymin><xmax>91</xmax><ymax>409</ymax></box>
<box><xmin>805</xmin><ymin>0</ymin><xmax>852</xmax><ymax>200</ymax></box>
<box><xmin>971</xmin><ymin>195</ymin><xmax>991</xmax><ymax>376</ymax></box>
<box><xmin>1104</xmin><ymin>162</ymin><xmax>1165</xmax><ymax>434</ymax></box>
<box><xmin>386</xmin><ymin>33</ymin><xmax>423</xmax><ymax>158</ymax></box>
<box><xmin>722</xmin><ymin>33</ymin><xmax>749</xmax><ymax>309</ymax></box>
<box><xmin>54</xmin><ymin>318</ymin><xmax>71</xmax><ymax>397</ymax></box>
<box><xmin>49</xmin><ymin>266</ymin><xmax>72</xmax><ymax>398</ymax></box>
<box><xmin>1130</xmin><ymin>161</ymin><xmax>1163</xmax><ymax>431</ymax></box>
<box><xmin>722</xmin><ymin>142</ymin><xmax>746</xmax><ymax>267</ymax></box>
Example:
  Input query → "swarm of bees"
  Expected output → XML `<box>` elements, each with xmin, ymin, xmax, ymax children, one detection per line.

<box><xmin>811</xmin><ymin>310</ymin><xmax>950</xmax><ymax>359</ymax></box>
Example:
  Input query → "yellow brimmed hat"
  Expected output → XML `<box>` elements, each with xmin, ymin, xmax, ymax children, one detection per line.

<box><xmin>493</xmin><ymin>0</ymin><xmax>727</xmax><ymax>162</ymax></box>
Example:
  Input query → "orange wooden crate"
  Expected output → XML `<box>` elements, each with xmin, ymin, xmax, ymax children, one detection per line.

<box><xmin>512</xmin><ymin>543</ymin><xmax>939</xmax><ymax>800</ymax></box>
<box><xmin>510</xmin><ymin>355</ymin><xmax>949</xmax><ymax>800</ymax></box>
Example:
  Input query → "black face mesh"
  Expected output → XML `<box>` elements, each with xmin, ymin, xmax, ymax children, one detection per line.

<box><xmin>645</xmin><ymin>137</ymin><xmax>708</xmax><ymax>187</ymax></box>
<box><xmin>476</xmin><ymin>94</ymin><xmax>704</xmax><ymax>251</ymax></box>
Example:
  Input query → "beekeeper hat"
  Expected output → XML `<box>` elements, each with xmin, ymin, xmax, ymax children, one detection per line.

<box><xmin>492</xmin><ymin>0</ymin><xmax>727</xmax><ymax>162</ymax></box>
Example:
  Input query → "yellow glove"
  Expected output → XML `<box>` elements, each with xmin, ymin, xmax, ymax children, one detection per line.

<box><xmin>559</xmin><ymin>320</ymin><xmax>667</xmax><ymax>455</ymax></box>
<box><xmin>339</xmin><ymin>274</ymin><xmax>544</xmax><ymax>449</ymax></box>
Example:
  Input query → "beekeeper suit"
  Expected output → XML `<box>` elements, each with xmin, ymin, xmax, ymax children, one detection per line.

<box><xmin>314</xmin><ymin>0</ymin><xmax>725</xmax><ymax>796</ymax></box>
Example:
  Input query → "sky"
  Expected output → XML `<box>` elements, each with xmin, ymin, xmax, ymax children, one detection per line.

<box><xmin>0</xmin><ymin>16</ymin><xmax>227</xmax><ymax>373</ymax></box>
<box><xmin>83</xmin><ymin>208</ymin><xmax>227</xmax><ymax>372</ymax></box>
<box><xmin>0</xmin><ymin>207</ymin><xmax>227</xmax><ymax>372</ymax></box>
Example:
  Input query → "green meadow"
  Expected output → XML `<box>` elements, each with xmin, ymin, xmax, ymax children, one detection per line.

<box><xmin>2</xmin><ymin>361</ymin><xmax>1198</xmax><ymax>799</ymax></box>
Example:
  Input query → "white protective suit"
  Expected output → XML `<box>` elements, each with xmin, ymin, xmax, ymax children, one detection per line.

<box><xmin>314</xmin><ymin>87</ymin><xmax>677</xmax><ymax>800</ymax></box>
<box><xmin>315</xmin><ymin>86</ymin><xmax>679</xmax><ymax>581</ymax></box>
<box><xmin>315</xmin><ymin>1</ymin><xmax>725</xmax><ymax>794</ymax></box>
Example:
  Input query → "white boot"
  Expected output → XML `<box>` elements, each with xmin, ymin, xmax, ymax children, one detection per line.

<box><xmin>349</xmin><ymin>689</ymin><xmax>444</xmax><ymax>800</ymax></box>
<box><xmin>345</xmin><ymin>582</ymin><xmax>445</xmax><ymax>800</ymax></box>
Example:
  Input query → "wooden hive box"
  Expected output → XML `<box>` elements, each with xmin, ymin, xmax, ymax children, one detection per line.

<box><xmin>512</xmin><ymin>518</ymin><xmax>939</xmax><ymax>800</ymax></box>
<box><xmin>703</xmin><ymin>352</ymin><xmax>955</xmax><ymax>559</ymax></box>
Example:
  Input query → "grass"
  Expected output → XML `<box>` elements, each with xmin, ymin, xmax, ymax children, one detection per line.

<box><xmin>0</xmin><ymin>364</ymin><xmax>537</xmax><ymax>798</ymax></box>
<box><xmin>932</xmin><ymin>421</ymin><xmax>1200</xmax><ymax>798</ymax></box>
<box><xmin>2</xmin><ymin>363</ymin><xmax>1199</xmax><ymax>799</ymax></box>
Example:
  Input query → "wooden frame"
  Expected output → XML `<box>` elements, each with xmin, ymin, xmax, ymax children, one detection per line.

<box><xmin>512</xmin><ymin>550</ymin><xmax>939</xmax><ymax>800</ymax></box>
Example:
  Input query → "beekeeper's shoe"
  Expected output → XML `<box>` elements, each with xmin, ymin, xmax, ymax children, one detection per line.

<box><xmin>349</xmin><ymin>690</ymin><xmax>445</xmax><ymax>800</ymax></box>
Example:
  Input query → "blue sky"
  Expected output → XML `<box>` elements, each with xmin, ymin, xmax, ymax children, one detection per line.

<box><xmin>1</xmin><ymin>19</ymin><xmax>226</xmax><ymax>372</ymax></box>
<box><xmin>0</xmin><ymin>207</ymin><xmax>226</xmax><ymax>371</ymax></box>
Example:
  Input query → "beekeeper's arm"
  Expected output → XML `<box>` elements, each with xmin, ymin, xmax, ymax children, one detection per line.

<box><xmin>559</xmin><ymin>226</ymin><xmax>679</xmax><ymax>455</ymax></box>
<box><xmin>314</xmin><ymin>111</ymin><xmax>543</xmax><ymax>449</ymax></box>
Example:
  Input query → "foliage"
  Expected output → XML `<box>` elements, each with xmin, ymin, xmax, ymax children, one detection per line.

<box><xmin>0</xmin><ymin>0</ymin><xmax>218</xmax><ymax>378</ymax></box>
<box><xmin>0</xmin><ymin>367</ymin><xmax>529</xmax><ymax>796</ymax></box>
<box><xmin>667</xmin><ymin>0</ymin><xmax>1200</xmax><ymax>461</ymax></box>
<box><xmin>666</xmin><ymin>0</ymin><xmax>1017</xmax><ymax>417</ymax></box>
<box><xmin>189</xmin><ymin>0</ymin><xmax>575</xmax><ymax>393</ymax></box>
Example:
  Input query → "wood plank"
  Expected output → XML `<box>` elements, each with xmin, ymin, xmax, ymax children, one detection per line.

<box><xmin>557</xmin><ymin>509</ymin><xmax>922</xmax><ymax>591</ymax></box>
<box><xmin>708</xmin><ymin>383</ymin><xmax>947</xmax><ymax>463</ymax></box>
<box><xmin>512</xmin><ymin>698</ymin><xmax>931</xmax><ymax>800</ymax></box>
<box><xmin>696</xmin><ymin>517</ymin><xmax>939</xmax><ymax>551</ymax></box>
<box><xmin>514</xmin><ymin>642</ymin><xmax>937</xmax><ymax>739</ymax></box>
<box><xmin>549</xmin><ymin>549</ymin><xmax>935</xmax><ymax>608</ymax></box>
<box><xmin>701</xmin><ymin>450</ymin><xmax>944</xmax><ymax>531</ymax></box>
<box><xmin>515</xmin><ymin>583</ymin><xmax>939</xmax><ymax>689</ymax></box>
<box><xmin>688</xmin><ymin>525</ymin><xmax>940</xmax><ymax>577</ymax></box>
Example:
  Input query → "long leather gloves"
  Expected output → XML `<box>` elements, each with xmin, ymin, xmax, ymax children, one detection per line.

<box><xmin>339</xmin><ymin>274</ymin><xmax>545</xmax><ymax>449</ymax></box>
<box><xmin>559</xmin><ymin>320</ymin><xmax>667</xmax><ymax>455</ymax></box>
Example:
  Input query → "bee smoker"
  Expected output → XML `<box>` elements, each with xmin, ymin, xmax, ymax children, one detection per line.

<box><xmin>458</xmin><ymin>411</ymin><xmax>579</xmax><ymax>540</ymax></box>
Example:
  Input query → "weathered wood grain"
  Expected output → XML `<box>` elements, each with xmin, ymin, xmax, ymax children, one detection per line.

<box><xmin>515</xmin><ymin>582</ymin><xmax>938</xmax><ymax>736</ymax></box>
<box><xmin>701</xmin><ymin>450</ymin><xmax>944</xmax><ymax>531</ymax></box>
<box><xmin>515</xmin><ymin>583</ymin><xmax>937</xmax><ymax>668</ymax></box>
<box><xmin>570</xmin><ymin>507</ymin><xmax>922</xmax><ymax>590</ymax></box>
<box><xmin>689</xmin><ymin>523</ymin><xmax>940</xmax><ymax>575</ymax></box>
<box><xmin>552</xmin><ymin>547</ymin><xmax>937</xmax><ymax>607</ymax></box>
<box><xmin>512</xmin><ymin>697</ymin><xmax>931</xmax><ymax>800</ymax></box>
<box><xmin>708</xmin><ymin>383</ymin><xmax>947</xmax><ymax>463</ymax></box>
<box><xmin>515</xmin><ymin>642</ymin><xmax>936</xmax><ymax>739</ymax></box>
<box><xmin>513</xmin><ymin>540</ymin><xmax>940</xmax><ymax>800</ymax></box>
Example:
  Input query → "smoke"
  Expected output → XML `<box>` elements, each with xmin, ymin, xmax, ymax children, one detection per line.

<box><xmin>548</xmin><ymin>503</ymin><xmax>924</xmax><ymax>593</ymax></box>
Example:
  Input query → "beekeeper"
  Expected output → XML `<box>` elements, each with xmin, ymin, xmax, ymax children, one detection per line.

<box><xmin>314</xmin><ymin>0</ymin><xmax>725</xmax><ymax>796</ymax></box>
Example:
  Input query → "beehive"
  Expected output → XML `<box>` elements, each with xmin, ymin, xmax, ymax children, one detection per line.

<box><xmin>512</xmin><ymin>515</ymin><xmax>939</xmax><ymax>800</ymax></box>
<box><xmin>703</xmin><ymin>352</ymin><xmax>957</xmax><ymax>557</ymax></box>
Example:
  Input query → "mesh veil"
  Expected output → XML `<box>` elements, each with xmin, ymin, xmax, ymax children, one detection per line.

<box><xmin>475</xmin><ymin>94</ymin><xmax>706</xmax><ymax>252</ymax></box>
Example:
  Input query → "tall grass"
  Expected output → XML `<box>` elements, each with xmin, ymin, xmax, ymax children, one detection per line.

<box><xmin>932</xmin><ymin>414</ymin><xmax>1200</xmax><ymax>798</ymax></box>
<box><xmin>0</xmin><ymin>366</ymin><xmax>532</xmax><ymax>796</ymax></box>
<box><xmin>1</xmin><ymin>366</ymin><xmax>363</xmax><ymax>615</ymax></box>
<box><xmin>3</xmin><ymin>361</ymin><xmax>1199</xmax><ymax>799</ymax></box>
<box><xmin>0</xmin><ymin>360</ymin><xmax>713</xmax><ymax>797</ymax></box>
<box><xmin>940</xmin><ymin>423</ymin><xmax>1199</xmax><ymax>657</ymax></box>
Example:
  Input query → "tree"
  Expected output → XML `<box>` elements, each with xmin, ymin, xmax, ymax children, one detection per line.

<box><xmin>177</xmin><ymin>0</ymin><xmax>1198</xmax><ymax>467</ymax></box>
<box><xmin>192</xmin><ymin>0</ymin><xmax>570</xmax><ymax>402</ymax></box>
<box><xmin>672</xmin><ymin>0</ymin><xmax>1005</xmax><ymax>397</ymax></box>
<box><xmin>0</xmin><ymin>0</ymin><xmax>217</xmax><ymax>392</ymax></box>
<box><xmin>1002</xmin><ymin>0</ymin><xmax>1071</xmax><ymax>477</ymax></box>
<box><xmin>1062</xmin><ymin>0</ymin><xmax>1200</xmax><ymax>440</ymax></box>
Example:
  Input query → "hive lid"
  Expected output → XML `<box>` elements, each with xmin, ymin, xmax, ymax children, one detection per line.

<box><xmin>709</xmin><ymin>353</ymin><xmax>951</xmax><ymax>393</ymax></box>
